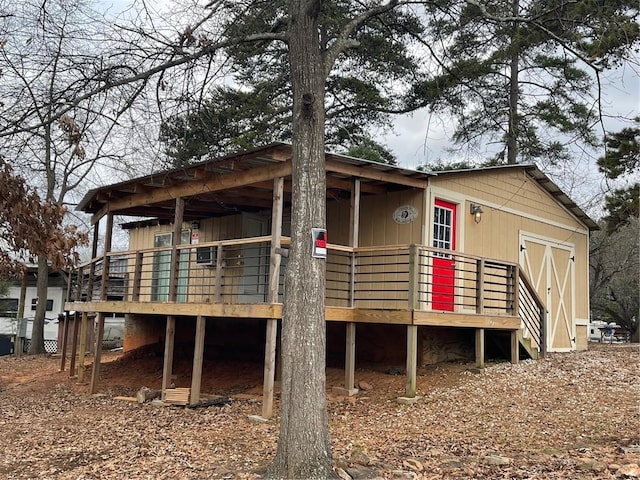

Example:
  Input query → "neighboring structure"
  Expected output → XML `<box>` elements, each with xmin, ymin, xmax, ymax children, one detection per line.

<box><xmin>0</xmin><ymin>267</ymin><xmax>68</xmax><ymax>354</ymax></box>
<box><xmin>64</xmin><ymin>143</ymin><xmax>597</xmax><ymax>417</ymax></box>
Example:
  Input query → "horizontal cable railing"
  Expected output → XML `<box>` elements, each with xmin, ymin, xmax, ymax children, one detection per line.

<box><xmin>69</xmin><ymin>240</ymin><xmax>523</xmax><ymax>318</ymax></box>
<box><xmin>518</xmin><ymin>272</ymin><xmax>547</xmax><ymax>357</ymax></box>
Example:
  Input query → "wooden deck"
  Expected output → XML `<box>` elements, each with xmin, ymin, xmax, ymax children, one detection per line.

<box><xmin>62</xmin><ymin>238</ymin><xmax>543</xmax><ymax>419</ymax></box>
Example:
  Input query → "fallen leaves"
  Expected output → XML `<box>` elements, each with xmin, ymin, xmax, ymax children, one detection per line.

<box><xmin>0</xmin><ymin>343</ymin><xmax>638</xmax><ymax>479</ymax></box>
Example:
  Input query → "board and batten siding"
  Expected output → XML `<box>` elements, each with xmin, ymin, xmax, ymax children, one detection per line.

<box><xmin>428</xmin><ymin>169</ymin><xmax>590</xmax><ymax>352</ymax></box>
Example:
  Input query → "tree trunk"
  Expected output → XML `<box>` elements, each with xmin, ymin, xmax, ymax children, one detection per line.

<box><xmin>507</xmin><ymin>0</ymin><xmax>519</xmax><ymax>164</ymax></box>
<box><xmin>269</xmin><ymin>1</ymin><xmax>332</xmax><ymax>478</ymax></box>
<box><xmin>29</xmin><ymin>255</ymin><xmax>48</xmax><ymax>354</ymax></box>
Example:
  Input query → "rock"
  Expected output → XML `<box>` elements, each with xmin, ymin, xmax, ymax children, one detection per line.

<box><xmin>468</xmin><ymin>367</ymin><xmax>483</xmax><ymax>374</ymax></box>
<box><xmin>346</xmin><ymin>465</ymin><xmax>381</xmax><ymax>480</ymax></box>
<box><xmin>335</xmin><ymin>467</ymin><xmax>351</xmax><ymax>480</ymax></box>
<box><xmin>396</xmin><ymin>396</ymin><xmax>422</xmax><ymax>405</ymax></box>
<box><xmin>350</xmin><ymin>446</ymin><xmax>371</xmax><ymax>466</ymax></box>
<box><xmin>358</xmin><ymin>381</ymin><xmax>373</xmax><ymax>391</ymax></box>
<box><xmin>402</xmin><ymin>459</ymin><xmax>423</xmax><ymax>471</ymax></box>
<box><xmin>618</xmin><ymin>464</ymin><xmax>640</xmax><ymax>477</ymax></box>
<box><xmin>150</xmin><ymin>399</ymin><xmax>168</xmax><ymax>407</ymax></box>
<box><xmin>391</xmin><ymin>471</ymin><xmax>416</xmax><ymax>480</ymax></box>
<box><xmin>609</xmin><ymin>464</ymin><xmax>621</xmax><ymax>471</ymax></box>
<box><xmin>483</xmin><ymin>455</ymin><xmax>512</xmax><ymax>466</ymax></box>
<box><xmin>247</xmin><ymin>414</ymin><xmax>269</xmax><ymax>424</ymax></box>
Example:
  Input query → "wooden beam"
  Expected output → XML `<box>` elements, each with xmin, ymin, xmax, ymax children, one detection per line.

<box><xmin>405</xmin><ymin>325</ymin><xmax>418</xmax><ymax>397</ymax></box>
<box><xmin>476</xmin><ymin>259</ymin><xmax>485</xmax><ymax>314</ymax></box>
<box><xmin>99</xmin><ymin>213</ymin><xmax>114</xmax><ymax>301</ymax></box>
<box><xmin>262</xmin><ymin>177</ymin><xmax>284</xmax><ymax>419</ymax></box>
<box><xmin>65</xmin><ymin>300</ymin><xmax>284</xmax><ymax>318</ymax></box>
<box><xmin>475</xmin><ymin>328</ymin><xmax>485</xmax><ymax>368</ymax></box>
<box><xmin>162</xmin><ymin>316</ymin><xmax>176</xmax><ymax>400</ymax></box>
<box><xmin>107</xmin><ymin>160</ymin><xmax>292</xmax><ymax>213</ymax></box>
<box><xmin>169</xmin><ymin>197</ymin><xmax>185</xmax><ymax>301</ymax></box>
<box><xmin>190</xmin><ymin>315</ymin><xmax>206</xmax><ymax>405</ymax></box>
<box><xmin>345</xmin><ymin>322</ymin><xmax>357</xmax><ymax>392</ymax></box>
<box><xmin>59</xmin><ymin>311</ymin><xmax>70</xmax><ymax>372</ymax></box>
<box><xmin>69</xmin><ymin>312</ymin><xmax>80</xmax><ymax>377</ymax></box>
<box><xmin>327</xmin><ymin>175</ymin><xmax>385</xmax><ymax>195</ymax></box>
<box><xmin>77</xmin><ymin>312</ymin><xmax>88</xmax><ymax>383</ymax></box>
<box><xmin>90</xmin><ymin>203</ymin><xmax>108</xmax><ymax>225</ymax></box>
<box><xmin>262</xmin><ymin>318</ymin><xmax>278</xmax><ymax>418</ymax></box>
<box><xmin>413</xmin><ymin>311</ymin><xmax>520</xmax><ymax>330</ymax></box>
<box><xmin>90</xmin><ymin>313</ymin><xmax>105</xmax><ymax>394</ymax></box>
<box><xmin>511</xmin><ymin>330</ymin><xmax>520</xmax><ymax>364</ymax></box>
<box><xmin>326</xmin><ymin>158</ymin><xmax>427</xmax><ymax>189</ymax></box>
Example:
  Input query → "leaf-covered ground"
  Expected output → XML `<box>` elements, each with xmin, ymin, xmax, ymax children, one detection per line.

<box><xmin>0</xmin><ymin>343</ymin><xmax>638</xmax><ymax>479</ymax></box>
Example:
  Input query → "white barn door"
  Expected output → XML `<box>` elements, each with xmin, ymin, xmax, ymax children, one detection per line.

<box><xmin>519</xmin><ymin>233</ymin><xmax>576</xmax><ymax>352</ymax></box>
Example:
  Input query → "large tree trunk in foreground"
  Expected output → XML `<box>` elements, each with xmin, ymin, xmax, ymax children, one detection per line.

<box><xmin>29</xmin><ymin>255</ymin><xmax>48</xmax><ymax>354</ymax></box>
<box><xmin>269</xmin><ymin>1</ymin><xmax>332</xmax><ymax>478</ymax></box>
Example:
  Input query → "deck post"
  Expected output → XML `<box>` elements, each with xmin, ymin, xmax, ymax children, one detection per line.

<box><xmin>132</xmin><ymin>251</ymin><xmax>143</xmax><ymax>301</ymax></box>
<box><xmin>475</xmin><ymin>328</ymin><xmax>485</xmax><ymax>368</ymax></box>
<box><xmin>77</xmin><ymin>312</ymin><xmax>88</xmax><ymax>383</ymax></box>
<box><xmin>161</xmin><ymin>316</ymin><xmax>176</xmax><ymax>400</ymax></box>
<box><xmin>86</xmin><ymin>224</ymin><xmax>100</xmax><ymax>302</ymax></box>
<box><xmin>408</xmin><ymin>244</ymin><xmax>419</xmax><ymax>310</ymax></box>
<box><xmin>214</xmin><ymin>244</ymin><xmax>224</xmax><ymax>303</ymax></box>
<box><xmin>332</xmin><ymin>179</ymin><xmax>361</xmax><ymax>397</ymax></box>
<box><xmin>405</xmin><ymin>324</ymin><xmax>418</xmax><ymax>398</ymax></box>
<box><xmin>476</xmin><ymin>259</ymin><xmax>485</xmax><ymax>314</ymax></box>
<box><xmin>261</xmin><ymin>177</ymin><xmax>284</xmax><ymax>419</ymax></box>
<box><xmin>59</xmin><ymin>311</ymin><xmax>70</xmax><ymax>371</ymax></box>
<box><xmin>89</xmin><ymin>312</ymin><xmax>105</xmax><ymax>394</ymax></box>
<box><xmin>69</xmin><ymin>312</ymin><xmax>80</xmax><ymax>377</ymax></box>
<box><xmin>99</xmin><ymin>213</ymin><xmax>114</xmax><ymax>301</ymax></box>
<box><xmin>190</xmin><ymin>315</ymin><xmax>206</xmax><ymax>405</ymax></box>
<box><xmin>510</xmin><ymin>329</ymin><xmax>519</xmax><ymax>364</ymax></box>
<box><xmin>507</xmin><ymin>265</ymin><xmax>518</xmax><ymax>315</ymax></box>
<box><xmin>90</xmin><ymin>215</ymin><xmax>112</xmax><ymax>395</ymax></box>
<box><xmin>14</xmin><ymin>273</ymin><xmax>28</xmax><ymax>356</ymax></box>
<box><xmin>169</xmin><ymin>197</ymin><xmax>185</xmax><ymax>302</ymax></box>
<box><xmin>262</xmin><ymin>318</ymin><xmax>278</xmax><ymax>418</ymax></box>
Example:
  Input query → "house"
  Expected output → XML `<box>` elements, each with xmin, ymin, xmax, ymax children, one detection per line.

<box><xmin>64</xmin><ymin>143</ymin><xmax>597</xmax><ymax>417</ymax></box>
<box><xmin>0</xmin><ymin>266</ymin><xmax>69</xmax><ymax>354</ymax></box>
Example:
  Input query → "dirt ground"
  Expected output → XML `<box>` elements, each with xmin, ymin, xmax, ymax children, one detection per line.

<box><xmin>0</xmin><ymin>342</ymin><xmax>638</xmax><ymax>479</ymax></box>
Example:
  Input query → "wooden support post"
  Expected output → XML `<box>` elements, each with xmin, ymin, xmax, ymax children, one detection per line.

<box><xmin>476</xmin><ymin>259</ymin><xmax>485</xmax><ymax>314</ymax></box>
<box><xmin>190</xmin><ymin>315</ymin><xmax>206</xmax><ymax>405</ymax></box>
<box><xmin>162</xmin><ymin>316</ymin><xmax>176</xmax><ymax>400</ymax></box>
<box><xmin>540</xmin><ymin>308</ymin><xmax>547</xmax><ymax>358</ymax></box>
<box><xmin>475</xmin><ymin>328</ymin><xmax>485</xmax><ymax>368</ymax></box>
<box><xmin>99</xmin><ymin>213</ymin><xmax>114</xmax><ymax>301</ymax></box>
<box><xmin>132</xmin><ymin>251</ymin><xmax>143</xmax><ymax>301</ymax></box>
<box><xmin>90</xmin><ymin>313</ymin><xmax>106</xmax><ymax>394</ymax></box>
<box><xmin>405</xmin><ymin>325</ymin><xmax>418</xmax><ymax>398</ymax></box>
<box><xmin>169</xmin><ymin>197</ymin><xmax>185</xmax><ymax>302</ymax></box>
<box><xmin>261</xmin><ymin>177</ymin><xmax>284</xmax><ymax>419</ymax></box>
<box><xmin>15</xmin><ymin>273</ymin><xmax>28</xmax><ymax>357</ymax></box>
<box><xmin>261</xmin><ymin>318</ymin><xmax>278</xmax><ymax>418</ymax></box>
<box><xmin>214</xmin><ymin>245</ymin><xmax>224</xmax><ymax>303</ymax></box>
<box><xmin>510</xmin><ymin>265</ymin><xmax>520</xmax><ymax>316</ymax></box>
<box><xmin>345</xmin><ymin>322</ymin><xmax>357</xmax><ymax>392</ymax></box>
<box><xmin>77</xmin><ymin>312</ymin><xmax>88</xmax><ymax>383</ymax></box>
<box><xmin>59</xmin><ymin>312</ymin><xmax>70</xmax><ymax>371</ymax></box>
<box><xmin>510</xmin><ymin>329</ymin><xmax>519</xmax><ymax>364</ymax></box>
<box><xmin>87</xmin><ymin>225</ymin><xmax>100</xmax><ymax>301</ymax></box>
<box><xmin>506</xmin><ymin>265</ymin><xmax>518</xmax><ymax>315</ymax></box>
<box><xmin>408</xmin><ymin>244</ymin><xmax>418</xmax><ymax>310</ymax></box>
<box><xmin>69</xmin><ymin>312</ymin><xmax>80</xmax><ymax>377</ymax></box>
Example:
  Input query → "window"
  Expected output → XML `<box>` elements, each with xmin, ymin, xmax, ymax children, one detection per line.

<box><xmin>0</xmin><ymin>298</ymin><xmax>19</xmax><ymax>317</ymax></box>
<box><xmin>196</xmin><ymin>246</ymin><xmax>218</xmax><ymax>265</ymax></box>
<box><xmin>433</xmin><ymin>205</ymin><xmax>453</xmax><ymax>255</ymax></box>
<box><xmin>31</xmin><ymin>299</ymin><xmax>54</xmax><ymax>311</ymax></box>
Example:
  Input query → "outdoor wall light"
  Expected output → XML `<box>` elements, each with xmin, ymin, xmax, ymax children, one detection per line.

<box><xmin>470</xmin><ymin>203</ymin><xmax>483</xmax><ymax>224</ymax></box>
<box><xmin>191</xmin><ymin>220</ymin><xmax>200</xmax><ymax>230</ymax></box>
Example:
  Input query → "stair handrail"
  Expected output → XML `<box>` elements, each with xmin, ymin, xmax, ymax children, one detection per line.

<box><xmin>517</xmin><ymin>269</ymin><xmax>548</xmax><ymax>358</ymax></box>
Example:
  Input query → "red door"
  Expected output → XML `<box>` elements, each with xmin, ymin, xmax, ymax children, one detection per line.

<box><xmin>432</xmin><ymin>199</ymin><xmax>456</xmax><ymax>311</ymax></box>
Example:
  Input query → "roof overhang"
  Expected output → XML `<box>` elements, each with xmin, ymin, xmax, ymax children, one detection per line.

<box><xmin>77</xmin><ymin>143</ymin><xmax>432</xmax><ymax>224</ymax></box>
<box><xmin>431</xmin><ymin>164</ymin><xmax>599</xmax><ymax>231</ymax></box>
